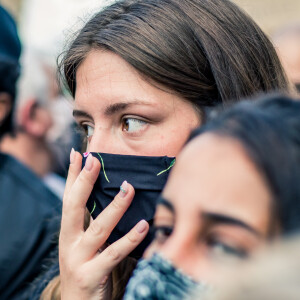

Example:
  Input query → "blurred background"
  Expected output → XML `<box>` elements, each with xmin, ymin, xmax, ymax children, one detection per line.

<box><xmin>1</xmin><ymin>0</ymin><xmax>299</xmax><ymax>89</ymax></box>
<box><xmin>1</xmin><ymin>0</ymin><xmax>299</xmax><ymax>36</ymax></box>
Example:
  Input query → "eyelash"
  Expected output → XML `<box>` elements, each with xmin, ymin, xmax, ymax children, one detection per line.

<box><xmin>151</xmin><ymin>225</ymin><xmax>173</xmax><ymax>244</ymax></box>
<box><xmin>75</xmin><ymin>123</ymin><xmax>93</xmax><ymax>144</ymax></box>
<box><xmin>76</xmin><ymin>115</ymin><xmax>149</xmax><ymax>139</ymax></box>
<box><xmin>121</xmin><ymin>116</ymin><xmax>149</xmax><ymax>134</ymax></box>
<box><xmin>151</xmin><ymin>224</ymin><xmax>248</xmax><ymax>259</ymax></box>
<box><xmin>206</xmin><ymin>235</ymin><xmax>248</xmax><ymax>259</ymax></box>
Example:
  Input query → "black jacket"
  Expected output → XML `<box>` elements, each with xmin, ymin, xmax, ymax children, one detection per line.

<box><xmin>0</xmin><ymin>153</ymin><xmax>61</xmax><ymax>299</ymax></box>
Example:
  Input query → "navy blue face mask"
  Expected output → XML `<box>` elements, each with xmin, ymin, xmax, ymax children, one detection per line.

<box><xmin>82</xmin><ymin>152</ymin><xmax>175</xmax><ymax>258</ymax></box>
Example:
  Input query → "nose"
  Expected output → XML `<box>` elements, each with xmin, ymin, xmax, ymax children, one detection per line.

<box><xmin>161</xmin><ymin>237</ymin><xmax>192</xmax><ymax>267</ymax></box>
<box><xmin>87</xmin><ymin>127</ymin><xmax>113</xmax><ymax>153</ymax></box>
<box><xmin>157</xmin><ymin>228</ymin><xmax>204</xmax><ymax>278</ymax></box>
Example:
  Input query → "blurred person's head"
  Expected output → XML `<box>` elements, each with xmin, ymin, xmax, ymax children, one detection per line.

<box><xmin>203</xmin><ymin>235</ymin><xmax>300</xmax><ymax>300</ymax></box>
<box><xmin>0</xmin><ymin>53</ymin><xmax>56</xmax><ymax>177</ymax></box>
<box><xmin>0</xmin><ymin>5</ymin><xmax>21</xmax><ymax>139</ymax></box>
<box><xmin>16</xmin><ymin>50</ymin><xmax>75</xmax><ymax>176</ymax></box>
<box><xmin>125</xmin><ymin>95</ymin><xmax>300</xmax><ymax>299</ymax></box>
<box><xmin>273</xmin><ymin>24</ymin><xmax>300</xmax><ymax>92</ymax></box>
<box><xmin>16</xmin><ymin>52</ymin><xmax>54</xmax><ymax>139</ymax></box>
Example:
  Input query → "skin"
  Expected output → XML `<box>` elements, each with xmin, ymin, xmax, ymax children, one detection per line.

<box><xmin>274</xmin><ymin>34</ymin><xmax>300</xmax><ymax>85</ymax></box>
<box><xmin>73</xmin><ymin>50</ymin><xmax>200</xmax><ymax>155</ymax></box>
<box><xmin>0</xmin><ymin>100</ymin><xmax>54</xmax><ymax>177</ymax></box>
<box><xmin>0</xmin><ymin>92</ymin><xmax>12</xmax><ymax>126</ymax></box>
<box><xmin>145</xmin><ymin>133</ymin><xmax>272</xmax><ymax>282</ymax></box>
<box><xmin>60</xmin><ymin>50</ymin><xmax>200</xmax><ymax>299</ymax></box>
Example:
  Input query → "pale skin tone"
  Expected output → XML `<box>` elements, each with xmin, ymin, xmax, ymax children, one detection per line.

<box><xmin>145</xmin><ymin>133</ymin><xmax>273</xmax><ymax>282</ymax></box>
<box><xmin>60</xmin><ymin>50</ymin><xmax>200</xmax><ymax>299</ymax></box>
<box><xmin>274</xmin><ymin>34</ymin><xmax>300</xmax><ymax>85</ymax></box>
<box><xmin>0</xmin><ymin>100</ymin><xmax>54</xmax><ymax>177</ymax></box>
<box><xmin>73</xmin><ymin>50</ymin><xmax>200</xmax><ymax>156</ymax></box>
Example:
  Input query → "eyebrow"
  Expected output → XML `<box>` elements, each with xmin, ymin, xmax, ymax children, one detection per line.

<box><xmin>73</xmin><ymin>100</ymin><xmax>153</xmax><ymax>119</ymax></box>
<box><xmin>73</xmin><ymin>109</ymin><xmax>93</xmax><ymax>120</ymax></box>
<box><xmin>157</xmin><ymin>196</ymin><xmax>175</xmax><ymax>213</ymax></box>
<box><xmin>203</xmin><ymin>213</ymin><xmax>262</xmax><ymax>237</ymax></box>
<box><xmin>104</xmin><ymin>100</ymin><xmax>152</xmax><ymax>116</ymax></box>
<box><xmin>157</xmin><ymin>196</ymin><xmax>261</xmax><ymax>237</ymax></box>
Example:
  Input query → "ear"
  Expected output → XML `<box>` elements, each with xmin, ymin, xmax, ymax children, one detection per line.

<box><xmin>0</xmin><ymin>92</ymin><xmax>12</xmax><ymax>125</ymax></box>
<box><xmin>19</xmin><ymin>99</ymin><xmax>53</xmax><ymax>138</ymax></box>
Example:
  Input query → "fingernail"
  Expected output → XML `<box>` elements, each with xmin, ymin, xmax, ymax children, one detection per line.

<box><xmin>70</xmin><ymin>148</ymin><xmax>75</xmax><ymax>164</ymax></box>
<box><xmin>136</xmin><ymin>220</ymin><xmax>148</xmax><ymax>234</ymax></box>
<box><xmin>119</xmin><ymin>181</ymin><xmax>128</xmax><ymax>198</ymax></box>
<box><xmin>85</xmin><ymin>154</ymin><xmax>94</xmax><ymax>171</ymax></box>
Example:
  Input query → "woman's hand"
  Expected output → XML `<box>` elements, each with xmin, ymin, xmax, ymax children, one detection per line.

<box><xmin>59</xmin><ymin>150</ymin><xmax>149</xmax><ymax>300</ymax></box>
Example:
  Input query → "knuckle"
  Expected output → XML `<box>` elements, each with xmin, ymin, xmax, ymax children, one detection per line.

<box><xmin>88</xmin><ymin>220</ymin><xmax>105</xmax><ymax>237</ymax></box>
<box><xmin>111</xmin><ymin>198</ymin><xmax>123</xmax><ymax>210</ymax></box>
<box><xmin>75</xmin><ymin>174</ymin><xmax>95</xmax><ymax>195</ymax></box>
<box><xmin>67</xmin><ymin>165</ymin><xmax>75</xmax><ymax>177</ymax></box>
<box><xmin>77</xmin><ymin>172</ymin><xmax>92</xmax><ymax>187</ymax></box>
<box><xmin>126</xmin><ymin>231</ymin><xmax>139</xmax><ymax>244</ymax></box>
<box><xmin>106</xmin><ymin>246</ymin><xmax>120</xmax><ymax>261</ymax></box>
<box><xmin>73</xmin><ymin>268</ymin><xmax>90</xmax><ymax>290</ymax></box>
<box><xmin>112</xmin><ymin>193</ymin><xmax>130</xmax><ymax>210</ymax></box>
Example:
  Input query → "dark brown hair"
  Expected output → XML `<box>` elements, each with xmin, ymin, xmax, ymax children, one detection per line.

<box><xmin>60</xmin><ymin>0</ymin><xmax>290</xmax><ymax>108</ymax></box>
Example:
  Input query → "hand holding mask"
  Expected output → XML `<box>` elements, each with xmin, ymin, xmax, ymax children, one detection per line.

<box><xmin>83</xmin><ymin>152</ymin><xmax>176</xmax><ymax>258</ymax></box>
<box><xmin>59</xmin><ymin>151</ymin><xmax>151</xmax><ymax>300</ymax></box>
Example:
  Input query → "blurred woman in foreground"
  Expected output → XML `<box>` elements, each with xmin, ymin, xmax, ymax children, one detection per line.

<box><xmin>124</xmin><ymin>94</ymin><xmax>300</xmax><ymax>299</ymax></box>
<box><xmin>203</xmin><ymin>236</ymin><xmax>300</xmax><ymax>300</ymax></box>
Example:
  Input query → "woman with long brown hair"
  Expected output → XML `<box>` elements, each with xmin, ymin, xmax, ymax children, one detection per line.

<box><xmin>36</xmin><ymin>0</ymin><xmax>291</xmax><ymax>299</ymax></box>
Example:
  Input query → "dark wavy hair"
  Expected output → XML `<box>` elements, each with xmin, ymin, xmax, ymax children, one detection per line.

<box><xmin>188</xmin><ymin>94</ymin><xmax>300</xmax><ymax>234</ymax></box>
<box><xmin>60</xmin><ymin>0</ymin><xmax>290</xmax><ymax>110</ymax></box>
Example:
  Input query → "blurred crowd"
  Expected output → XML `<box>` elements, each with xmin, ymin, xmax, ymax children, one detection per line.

<box><xmin>0</xmin><ymin>1</ymin><xmax>299</xmax><ymax>300</ymax></box>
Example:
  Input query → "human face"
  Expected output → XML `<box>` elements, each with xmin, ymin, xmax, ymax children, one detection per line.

<box><xmin>145</xmin><ymin>133</ymin><xmax>273</xmax><ymax>282</ymax></box>
<box><xmin>73</xmin><ymin>50</ymin><xmax>200</xmax><ymax>156</ymax></box>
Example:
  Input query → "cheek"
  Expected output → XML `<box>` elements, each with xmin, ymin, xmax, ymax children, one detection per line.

<box><xmin>155</xmin><ymin>121</ymin><xmax>200</xmax><ymax>157</ymax></box>
<box><xmin>142</xmin><ymin>242</ymin><xmax>158</xmax><ymax>259</ymax></box>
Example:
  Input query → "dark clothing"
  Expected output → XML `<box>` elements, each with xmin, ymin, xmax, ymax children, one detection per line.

<box><xmin>0</xmin><ymin>5</ymin><xmax>21</xmax><ymax>138</ymax></box>
<box><xmin>0</xmin><ymin>60</ymin><xmax>20</xmax><ymax>139</ymax></box>
<box><xmin>25</xmin><ymin>259</ymin><xmax>60</xmax><ymax>300</ymax></box>
<box><xmin>0</xmin><ymin>153</ymin><xmax>61</xmax><ymax>300</ymax></box>
<box><xmin>84</xmin><ymin>152</ymin><xmax>175</xmax><ymax>259</ymax></box>
<box><xmin>0</xmin><ymin>6</ymin><xmax>21</xmax><ymax>62</ymax></box>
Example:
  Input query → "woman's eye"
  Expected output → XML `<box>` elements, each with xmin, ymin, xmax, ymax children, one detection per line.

<box><xmin>207</xmin><ymin>237</ymin><xmax>247</xmax><ymax>259</ymax></box>
<box><xmin>86</xmin><ymin>125</ymin><xmax>94</xmax><ymax>138</ymax></box>
<box><xmin>80</xmin><ymin>124</ymin><xmax>94</xmax><ymax>138</ymax></box>
<box><xmin>121</xmin><ymin>118</ymin><xmax>147</xmax><ymax>133</ymax></box>
<box><xmin>152</xmin><ymin>225</ymin><xmax>173</xmax><ymax>244</ymax></box>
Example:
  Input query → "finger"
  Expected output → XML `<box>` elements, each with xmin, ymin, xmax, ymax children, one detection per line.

<box><xmin>87</xmin><ymin>220</ymin><xmax>149</xmax><ymax>280</ymax></box>
<box><xmin>79</xmin><ymin>181</ymin><xmax>135</xmax><ymax>260</ymax></box>
<box><xmin>61</xmin><ymin>154</ymin><xmax>101</xmax><ymax>239</ymax></box>
<box><xmin>64</xmin><ymin>149</ymin><xmax>82</xmax><ymax>196</ymax></box>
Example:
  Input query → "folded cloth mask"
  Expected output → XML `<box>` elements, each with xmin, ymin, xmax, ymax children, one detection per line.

<box><xmin>82</xmin><ymin>152</ymin><xmax>175</xmax><ymax>258</ymax></box>
<box><xmin>123</xmin><ymin>253</ymin><xmax>209</xmax><ymax>300</ymax></box>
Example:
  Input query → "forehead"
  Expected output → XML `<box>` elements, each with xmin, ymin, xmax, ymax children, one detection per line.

<box><xmin>77</xmin><ymin>50</ymin><xmax>139</xmax><ymax>85</ymax></box>
<box><xmin>75</xmin><ymin>50</ymin><xmax>166</xmax><ymax>108</ymax></box>
<box><xmin>163</xmin><ymin>133</ymin><xmax>272</xmax><ymax>233</ymax></box>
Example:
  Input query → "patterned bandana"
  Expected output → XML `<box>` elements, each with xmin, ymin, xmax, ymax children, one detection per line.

<box><xmin>124</xmin><ymin>253</ymin><xmax>208</xmax><ymax>300</ymax></box>
<box><xmin>82</xmin><ymin>152</ymin><xmax>175</xmax><ymax>258</ymax></box>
